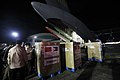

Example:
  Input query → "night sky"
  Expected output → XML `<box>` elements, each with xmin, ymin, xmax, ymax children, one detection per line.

<box><xmin>0</xmin><ymin>0</ymin><xmax>47</xmax><ymax>43</ymax></box>
<box><xmin>0</xmin><ymin>0</ymin><xmax>120</xmax><ymax>43</ymax></box>
<box><xmin>67</xmin><ymin>0</ymin><xmax>120</xmax><ymax>42</ymax></box>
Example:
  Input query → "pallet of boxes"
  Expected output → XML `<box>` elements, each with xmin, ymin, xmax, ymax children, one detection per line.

<box><xmin>65</xmin><ymin>42</ymin><xmax>82</xmax><ymax>72</ymax></box>
<box><xmin>86</xmin><ymin>42</ymin><xmax>102</xmax><ymax>62</ymax></box>
<box><xmin>35</xmin><ymin>42</ymin><xmax>61</xmax><ymax>79</ymax></box>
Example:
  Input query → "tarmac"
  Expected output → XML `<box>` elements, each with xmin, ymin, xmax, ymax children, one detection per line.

<box><xmin>27</xmin><ymin>59</ymin><xmax>120</xmax><ymax>80</ymax></box>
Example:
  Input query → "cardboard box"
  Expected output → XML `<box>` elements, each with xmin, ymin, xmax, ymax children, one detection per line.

<box><xmin>35</xmin><ymin>42</ymin><xmax>61</xmax><ymax>77</ymax></box>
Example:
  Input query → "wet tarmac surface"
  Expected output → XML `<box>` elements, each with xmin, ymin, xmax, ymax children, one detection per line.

<box><xmin>28</xmin><ymin>59</ymin><xmax>120</xmax><ymax>80</ymax></box>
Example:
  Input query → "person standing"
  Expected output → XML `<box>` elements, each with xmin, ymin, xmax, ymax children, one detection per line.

<box><xmin>25</xmin><ymin>43</ymin><xmax>36</xmax><ymax>75</ymax></box>
<box><xmin>2</xmin><ymin>44</ymin><xmax>14</xmax><ymax>80</ymax></box>
<box><xmin>7</xmin><ymin>40</ymin><xmax>28</xmax><ymax>80</ymax></box>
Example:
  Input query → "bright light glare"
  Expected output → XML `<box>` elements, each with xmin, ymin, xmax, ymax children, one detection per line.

<box><xmin>34</xmin><ymin>36</ymin><xmax>37</xmax><ymax>39</ymax></box>
<box><xmin>12</xmin><ymin>32</ymin><xmax>18</xmax><ymax>38</ymax></box>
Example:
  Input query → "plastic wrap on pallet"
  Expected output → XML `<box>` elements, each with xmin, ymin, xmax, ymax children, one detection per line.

<box><xmin>86</xmin><ymin>42</ymin><xmax>102</xmax><ymax>62</ymax></box>
<box><xmin>65</xmin><ymin>42</ymin><xmax>81</xmax><ymax>72</ymax></box>
<box><xmin>35</xmin><ymin>42</ymin><xmax>61</xmax><ymax>78</ymax></box>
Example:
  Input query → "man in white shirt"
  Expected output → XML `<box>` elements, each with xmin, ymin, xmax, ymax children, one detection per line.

<box><xmin>7</xmin><ymin>40</ymin><xmax>28</xmax><ymax>80</ymax></box>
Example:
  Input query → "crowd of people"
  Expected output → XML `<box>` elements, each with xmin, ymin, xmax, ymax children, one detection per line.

<box><xmin>0</xmin><ymin>40</ymin><xmax>36</xmax><ymax>80</ymax></box>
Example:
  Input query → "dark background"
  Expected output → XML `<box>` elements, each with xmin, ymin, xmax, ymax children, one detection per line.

<box><xmin>0</xmin><ymin>0</ymin><xmax>120</xmax><ymax>43</ymax></box>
